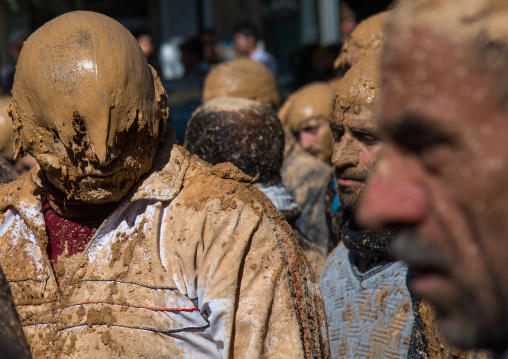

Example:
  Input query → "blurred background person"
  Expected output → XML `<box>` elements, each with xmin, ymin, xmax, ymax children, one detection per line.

<box><xmin>179</xmin><ymin>37</ymin><xmax>211</xmax><ymax>83</ymax></box>
<box><xmin>233</xmin><ymin>22</ymin><xmax>278</xmax><ymax>77</ymax></box>
<box><xmin>340</xmin><ymin>2</ymin><xmax>357</xmax><ymax>41</ymax></box>
<box><xmin>200</xmin><ymin>28</ymin><xmax>219</xmax><ymax>64</ymax></box>
<box><xmin>135</xmin><ymin>31</ymin><xmax>162</xmax><ymax>76</ymax></box>
<box><xmin>202</xmin><ymin>58</ymin><xmax>280</xmax><ymax>108</ymax></box>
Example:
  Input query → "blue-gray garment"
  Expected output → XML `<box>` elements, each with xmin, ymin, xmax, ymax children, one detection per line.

<box><xmin>320</xmin><ymin>244</ymin><xmax>414</xmax><ymax>359</ymax></box>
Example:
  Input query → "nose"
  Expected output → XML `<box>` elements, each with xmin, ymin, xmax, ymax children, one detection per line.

<box><xmin>357</xmin><ymin>149</ymin><xmax>429</xmax><ymax>230</ymax></box>
<box><xmin>332</xmin><ymin>134</ymin><xmax>359</xmax><ymax>169</ymax></box>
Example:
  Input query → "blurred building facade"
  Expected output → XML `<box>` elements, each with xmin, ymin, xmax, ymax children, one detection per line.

<box><xmin>0</xmin><ymin>0</ymin><xmax>391</xmax><ymax>83</ymax></box>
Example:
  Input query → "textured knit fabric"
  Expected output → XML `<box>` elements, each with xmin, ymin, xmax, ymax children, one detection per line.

<box><xmin>341</xmin><ymin>212</ymin><xmax>393</xmax><ymax>260</ymax></box>
<box><xmin>320</xmin><ymin>244</ymin><xmax>413</xmax><ymax>359</ymax></box>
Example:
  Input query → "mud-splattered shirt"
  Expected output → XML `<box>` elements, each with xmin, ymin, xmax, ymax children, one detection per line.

<box><xmin>0</xmin><ymin>141</ymin><xmax>330</xmax><ymax>359</ymax></box>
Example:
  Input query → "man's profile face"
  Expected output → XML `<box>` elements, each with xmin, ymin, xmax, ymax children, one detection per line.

<box><xmin>233</xmin><ymin>33</ymin><xmax>254</xmax><ymax>56</ymax></box>
<box><xmin>358</xmin><ymin>27</ymin><xmax>508</xmax><ymax>349</ymax></box>
<box><xmin>331</xmin><ymin>102</ymin><xmax>381</xmax><ymax>211</ymax></box>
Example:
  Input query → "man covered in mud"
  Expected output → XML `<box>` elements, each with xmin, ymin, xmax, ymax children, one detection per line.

<box><xmin>280</xmin><ymin>82</ymin><xmax>334</xmax><ymax>165</ymax></box>
<box><xmin>202</xmin><ymin>59</ymin><xmax>332</xmax><ymax>253</ymax></box>
<box><xmin>320</xmin><ymin>54</ymin><xmax>488</xmax><ymax>359</ymax></box>
<box><xmin>358</xmin><ymin>0</ymin><xmax>508</xmax><ymax>356</ymax></box>
<box><xmin>319</xmin><ymin>56</ymin><xmax>416</xmax><ymax>358</ymax></box>
<box><xmin>184</xmin><ymin>97</ymin><xmax>326</xmax><ymax>274</ymax></box>
<box><xmin>0</xmin><ymin>11</ymin><xmax>329</xmax><ymax>358</ymax></box>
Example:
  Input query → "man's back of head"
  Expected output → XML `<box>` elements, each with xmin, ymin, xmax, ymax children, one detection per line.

<box><xmin>184</xmin><ymin>97</ymin><xmax>284</xmax><ymax>184</ymax></box>
<box><xmin>202</xmin><ymin>59</ymin><xmax>280</xmax><ymax>108</ymax></box>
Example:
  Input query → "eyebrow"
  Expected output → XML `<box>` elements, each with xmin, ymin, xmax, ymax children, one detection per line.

<box><xmin>382</xmin><ymin>113</ymin><xmax>454</xmax><ymax>150</ymax></box>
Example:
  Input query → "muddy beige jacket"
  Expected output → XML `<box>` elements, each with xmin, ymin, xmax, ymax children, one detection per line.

<box><xmin>0</xmin><ymin>142</ymin><xmax>330</xmax><ymax>359</ymax></box>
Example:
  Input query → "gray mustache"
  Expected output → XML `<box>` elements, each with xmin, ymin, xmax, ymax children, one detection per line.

<box><xmin>391</xmin><ymin>231</ymin><xmax>450</xmax><ymax>274</ymax></box>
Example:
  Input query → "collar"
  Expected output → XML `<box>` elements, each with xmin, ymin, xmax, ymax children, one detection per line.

<box><xmin>0</xmin><ymin>135</ymin><xmax>192</xmax><ymax>236</ymax></box>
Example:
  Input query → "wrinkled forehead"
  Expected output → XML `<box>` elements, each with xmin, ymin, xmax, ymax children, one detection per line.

<box><xmin>380</xmin><ymin>26</ymin><xmax>479</xmax><ymax>111</ymax></box>
<box><xmin>377</xmin><ymin>25</ymin><xmax>505</xmax><ymax>145</ymax></box>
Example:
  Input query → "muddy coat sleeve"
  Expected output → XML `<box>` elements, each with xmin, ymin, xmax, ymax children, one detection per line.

<box><xmin>161</xmin><ymin>173</ymin><xmax>330</xmax><ymax>359</ymax></box>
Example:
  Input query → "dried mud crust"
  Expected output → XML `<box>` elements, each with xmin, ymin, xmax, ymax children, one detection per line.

<box><xmin>185</xmin><ymin>98</ymin><xmax>283</xmax><ymax>184</ymax></box>
<box><xmin>180</xmin><ymin>161</ymin><xmax>283</xmax><ymax>221</ymax></box>
<box><xmin>180</xmin><ymin>159</ymin><xmax>329</xmax><ymax>358</ymax></box>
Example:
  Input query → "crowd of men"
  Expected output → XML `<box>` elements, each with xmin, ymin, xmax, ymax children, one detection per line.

<box><xmin>1</xmin><ymin>0</ymin><xmax>508</xmax><ymax>358</ymax></box>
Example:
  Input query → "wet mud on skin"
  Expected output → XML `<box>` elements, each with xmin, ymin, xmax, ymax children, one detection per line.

<box><xmin>202</xmin><ymin>58</ymin><xmax>281</xmax><ymax>108</ymax></box>
<box><xmin>332</xmin><ymin>56</ymin><xmax>381</xmax><ymax>211</ymax></box>
<box><xmin>9</xmin><ymin>11</ymin><xmax>168</xmax><ymax>204</ymax></box>
<box><xmin>334</xmin><ymin>11</ymin><xmax>389</xmax><ymax>69</ymax></box>
<box><xmin>282</xmin><ymin>82</ymin><xmax>334</xmax><ymax>164</ymax></box>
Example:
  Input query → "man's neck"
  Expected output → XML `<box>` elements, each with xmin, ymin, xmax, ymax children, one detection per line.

<box><xmin>40</xmin><ymin>172</ymin><xmax>118</xmax><ymax>221</ymax></box>
<box><xmin>355</xmin><ymin>255</ymin><xmax>383</xmax><ymax>273</ymax></box>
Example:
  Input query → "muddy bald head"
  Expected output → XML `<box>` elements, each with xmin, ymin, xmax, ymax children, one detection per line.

<box><xmin>184</xmin><ymin>97</ymin><xmax>284</xmax><ymax>183</ymax></box>
<box><xmin>283</xmin><ymin>82</ymin><xmax>333</xmax><ymax>163</ymax></box>
<box><xmin>335</xmin><ymin>11</ymin><xmax>389</xmax><ymax>69</ymax></box>
<box><xmin>11</xmin><ymin>11</ymin><xmax>168</xmax><ymax>203</ymax></box>
<box><xmin>202</xmin><ymin>59</ymin><xmax>280</xmax><ymax>108</ymax></box>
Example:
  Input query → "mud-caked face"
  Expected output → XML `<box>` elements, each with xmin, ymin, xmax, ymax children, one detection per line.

<box><xmin>298</xmin><ymin>117</ymin><xmax>332</xmax><ymax>163</ymax></box>
<box><xmin>331</xmin><ymin>104</ymin><xmax>381</xmax><ymax>211</ymax></box>
<box><xmin>358</xmin><ymin>27</ymin><xmax>508</xmax><ymax>349</ymax></box>
<box><xmin>10</xmin><ymin>11</ymin><xmax>167</xmax><ymax>203</ymax></box>
<box><xmin>24</xmin><ymin>110</ymin><xmax>160</xmax><ymax>203</ymax></box>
